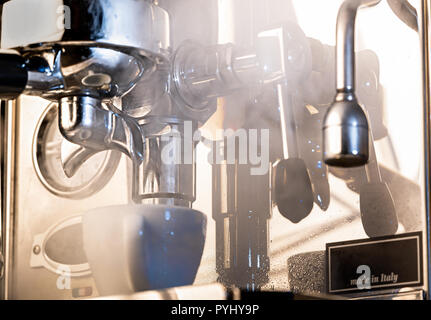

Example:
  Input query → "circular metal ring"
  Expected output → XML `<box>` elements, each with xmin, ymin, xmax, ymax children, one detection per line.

<box><xmin>32</xmin><ymin>102</ymin><xmax>122</xmax><ymax>199</ymax></box>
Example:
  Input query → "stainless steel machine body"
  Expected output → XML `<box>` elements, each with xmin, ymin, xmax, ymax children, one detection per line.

<box><xmin>0</xmin><ymin>0</ymin><xmax>430</xmax><ymax>300</ymax></box>
<box><xmin>0</xmin><ymin>0</ymin><xmax>218</xmax><ymax>299</ymax></box>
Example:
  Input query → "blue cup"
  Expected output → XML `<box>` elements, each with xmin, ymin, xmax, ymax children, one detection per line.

<box><xmin>82</xmin><ymin>205</ymin><xmax>207</xmax><ymax>297</ymax></box>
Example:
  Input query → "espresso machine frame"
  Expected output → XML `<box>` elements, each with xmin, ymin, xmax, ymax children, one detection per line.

<box><xmin>1</xmin><ymin>0</ymin><xmax>431</xmax><ymax>300</ymax></box>
<box><xmin>420</xmin><ymin>0</ymin><xmax>431</xmax><ymax>298</ymax></box>
<box><xmin>1</xmin><ymin>100</ymin><xmax>16</xmax><ymax>300</ymax></box>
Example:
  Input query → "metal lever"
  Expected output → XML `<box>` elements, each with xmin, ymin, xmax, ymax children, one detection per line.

<box><xmin>360</xmin><ymin>127</ymin><xmax>398</xmax><ymax>237</ymax></box>
<box><xmin>268</xmin><ymin>23</ymin><xmax>315</xmax><ymax>223</ymax></box>
<box><xmin>273</xmin><ymin>85</ymin><xmax>314</xmax><ymax>223</ymax></box>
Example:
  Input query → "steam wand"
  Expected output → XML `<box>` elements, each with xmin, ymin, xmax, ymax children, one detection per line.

<box><xmin>323</xmin><ymin>0</ymin><xmax>382</xmax><ymax>168</ymax></box>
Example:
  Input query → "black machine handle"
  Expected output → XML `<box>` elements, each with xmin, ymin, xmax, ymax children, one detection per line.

<box><xmin>0</xmin><ymin>53</ymin><xmax>28</xmax><ymax>99</ymax></box>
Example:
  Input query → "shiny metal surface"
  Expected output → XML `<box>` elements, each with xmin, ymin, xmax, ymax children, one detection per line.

<box><xmin>21</xmin><ymin>46</ymin><xmax>151</xmax><ymax>101</ymax></box>
<box><xmin>33</xmin><ymin>103</ymin><xmax>122</xmax><ymax>198</ymax></box>
<box><xmin>1</xmin><ymin>0</ymin><xmax>170</xmax><ymax>59</ymax></box>
<box><xmin>211</xmin><ymin>148</ymin><xmax>271</xmax><ymax>290</ymax></box>
<box><xmin>420</xmin><ymin>0</ymin><xmax>431</xmax><ymax>299</ymax></box>
<box><xmin>336</xmin><ymin>0</ymin><xmax>381</xmax><ymax>92</ymax></box>
<box><xmin>30</xmin><ymin>215</ymin><xmax>90</xmax><ymax>278</ymax></box>
<box><xmin>0</xmin><ymin>0</ymin><xmax>429</xmax><ymax>301</ymax></box>
<box><xmin>277</xmin><ymin>84</ymin><xmax>299</xmax><ymax>159</ymax></box>
<box><xmin>0</xmin><ymin>251</ymin><xmax>3</xmax><ymax>280</ymax></box>
<box><xmin>0</xmin><ymin>100</ymin><xmax>17</xmax><ymax>300</ymax></box>
<box><xmin>323</xmin><ymin>0</ymin><xmax>381</xmax><ymax>167</ymax></box>
<box><xmin>59</xmin><ymin>96</ymin><xmax>144</xmax><ymax>163</ymax></box>
<box><xmin>323</xmin><ymin>94</ymin><xmax>369</xmax><ymax>167</ymax></box>
<box><xmin>4</xmin><ymin>95</ymin><xmax>130</xmax><ymax>299</ymax></box>
<box><xmin>388</xmin><ymin>0</ymin><xmax>418</xmax><ymax>31</ymax></box>
<box><xmin>132</xmin><ymin>120</ymin><xmax>197</xmax><ymax>207</ymax></box>
<box><xmin>1</xmin><ymin>1</ymin><xmax>171</xmax><ymax>191</ymax></box>
<box><xmin>171</xmin><ymin>38</ymin><xmax>283</xmax><ymax>119</ymax></box>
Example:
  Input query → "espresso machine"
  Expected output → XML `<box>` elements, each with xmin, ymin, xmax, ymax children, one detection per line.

<box><xmin>0</xmin><ymin>0</ymin><xmax>430</xmax><ymax>300</ymax></box>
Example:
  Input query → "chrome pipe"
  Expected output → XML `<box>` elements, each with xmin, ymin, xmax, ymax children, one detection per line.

<box><xmin>336</xmin><ymin>0</ymin><xmax>381</xmax><ymax>93</ymax></box>
<box><xmin>420</xmin><ymin>0</ymin><xmax>431</xmax><ymax>300</ymax></box>
<box><xmin>0</xmin><ymin>100</ymin><xmax>17</xmax><ymax>300</ymax></box>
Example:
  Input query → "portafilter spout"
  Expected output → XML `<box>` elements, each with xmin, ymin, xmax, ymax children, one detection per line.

<box><xmin>323</xmin><ymin>0</ymin><xmax>381</xmax><ymax>167</ymax></box>
<box><xmin>59</xmin><ymin>96</ymin><xmax>144</xmax><ymax>164</ymax></box>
